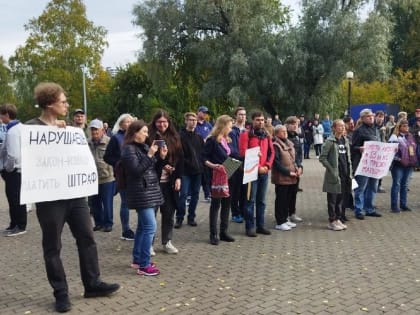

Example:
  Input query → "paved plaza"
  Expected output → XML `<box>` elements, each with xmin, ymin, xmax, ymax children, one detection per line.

<box><xmin>1</xmin><ymin>158</ymin><xmax>420</xmax><ymax>314</ymax></box>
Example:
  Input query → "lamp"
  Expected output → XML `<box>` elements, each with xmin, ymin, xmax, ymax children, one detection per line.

<box><xmin>346</xmin><ymin>71</ymin><xmax>354</xmax><ymax>116</ymax></box>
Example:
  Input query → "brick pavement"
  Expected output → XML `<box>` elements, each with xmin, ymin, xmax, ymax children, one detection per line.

<box><xmin>1</xmin><ymin>158</ymin><xmax>420</xmax><ymax>314</ymax></box>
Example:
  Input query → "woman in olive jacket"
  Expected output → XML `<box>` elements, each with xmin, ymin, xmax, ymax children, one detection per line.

<box><xmin>121</xmin><ymin>120</ymin><xmax>164</xmax><ymax>276</ymax></box>
<box><xmin>319</xmin><ymin>119</ymin><xmax>352</xmax><ymax>231</ymax></box>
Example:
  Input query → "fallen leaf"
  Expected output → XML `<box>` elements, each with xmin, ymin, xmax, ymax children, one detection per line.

<box><xmin>160</xmin><ymin>307</ymin><xmax>166</xmax><ymax>312</ymax></box>
<box><xmin>361</xmin><ymin>307</ymin><xmax>368</xmax><ymax>311</ymax></box>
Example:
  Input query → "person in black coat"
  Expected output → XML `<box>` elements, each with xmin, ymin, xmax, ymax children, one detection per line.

<box><xmin>121</xmin><ymin>120</ymin><xmax>164</xmax><ymax>276</ymax></box>
<box><xmin>202</xmin><ymin>115</ymin><xmax>236</xmax><ymax>245</ymax></box>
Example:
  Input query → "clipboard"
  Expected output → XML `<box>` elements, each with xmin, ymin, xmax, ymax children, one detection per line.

<box><xmin>223</xmin><ymin>157</ymin><xmax>243</xmax><ymax>179</ymax></box>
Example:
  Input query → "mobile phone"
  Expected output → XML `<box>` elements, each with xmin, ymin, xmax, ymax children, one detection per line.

<box><xmin>154</xmin><ymin>140</ymin><xmax>166</xmax><ymax>147</ymax></box>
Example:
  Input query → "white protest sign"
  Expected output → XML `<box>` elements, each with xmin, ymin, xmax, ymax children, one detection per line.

<box><xmin>20</xmin><ymin>125</ymin><xmax>98</xmax><ymax>204</ymax></box>
<box><xmin>355</xmin><ymin>141</ymin><xmax>398</xmax><ymax>179</ymax></box>
<box><xmin>243</xmin><ymin>146</ymin><xmax>260</xmax><ymax>184</ymax></box>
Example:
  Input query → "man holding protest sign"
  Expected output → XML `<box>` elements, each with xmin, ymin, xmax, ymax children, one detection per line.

<box><xmin>239</xmin><ymin>111</ymin><xmax>274</xmax><ymax>237</ymax></box>
<box><xmin>351</xmin><ymin>109</ymin><xmax>382</xmax><ymax>220</ymax></box>
<box><xmin>26</xmin><ymin>82</ymin><xmax>119</xmax><ymax>313</ymax></box>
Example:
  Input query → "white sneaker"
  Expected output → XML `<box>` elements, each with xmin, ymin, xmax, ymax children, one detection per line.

<box><xmin>150</xmin><ymin>246</ymin><xmax>156</xmax><ymax>256</ymax></box>
<box><xmin>290</xmin><ymin>214</ymin><xmax>303</xmax><ymax>223</ymax></box>
<box><xmin>328</xmin><ymin>221</ymin><xmax>344</xmax><ymax>231</ymax></box>
<box><xmin>286</xmin><ymin>220</ymin><xmax>297</xmax><ymax>228</ymax></box>
<box><xmin>275</xmin><ymin>223</ymin><xmax>291</xmax><ymax>231</ymax></box>
<box><xmin>163</xmin><ymin>240</ymin><xmax>178</xmax><ymax>254</ymax></box>
<box><xmin>336</xmin><ymin>219</ymin><xmax>347</xmax><ymax>230</ymax></box>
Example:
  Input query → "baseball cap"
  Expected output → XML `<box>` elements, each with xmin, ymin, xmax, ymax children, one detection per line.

<box><xmin>88</xmin><ymin>119</ymin><xmax>103</xmax><ymax>129</ymax></box>
<box><xmin>360</xmin><ymin>108</ymin><xmax>374</xmax><ymax>117</ymax></box>
<box><xmin>73</xmin><ymin>108</ymin><xmax>85</xmax><ymax>116</ymax></box>
<box><xmin>198</xmin><ymin>106</ymin><xmax>209</xmax><ymax>113</ymax></box>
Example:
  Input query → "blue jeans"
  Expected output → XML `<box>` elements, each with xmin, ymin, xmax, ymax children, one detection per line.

<box><xmin>177</xmin><ymin>174</ymin><xmax>201</xmax><ymax>222</ymax></box>
<box><xmin>91</xmin><ymin>181</ymin><xmax>115</xmax><ymax>228</ymax></box>
<box><xmin>354</xmin><ymin>175</ymin><xmax>379</xmax><ymax>215</ymax></box>
<box><xmin>244</xmin><ymin>173</ymin><xmax>268</xmax><ymax>230</ymax></box>
<box><xmin>391</xmin><ymin>165</ymin><xmax>413</xmax><ymax>209</ymax></box>
<box><xmin>119</xmin><ymin>189</ymin><xmax>130</xmax><ymax>232</ymax></box>
<box><xmin>132</xmin><ymin>208</ymin><xmax>156</xmax><ymax>267</ymax></box>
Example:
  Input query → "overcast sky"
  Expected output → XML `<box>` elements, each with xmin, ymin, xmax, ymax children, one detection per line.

<box><xmin>0</xmin><ymin>0</ymin><xmax>299</xmax><ymax>68</ymax></box>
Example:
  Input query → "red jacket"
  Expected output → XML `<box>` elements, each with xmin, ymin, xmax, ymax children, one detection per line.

<box><xmin>239</xmin><ymin>129</ymin><xmax>274</xmax><ymax>169</ymax></box>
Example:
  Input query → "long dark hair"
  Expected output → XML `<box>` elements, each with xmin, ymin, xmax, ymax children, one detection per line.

<box><xmin>124</xmin><ymin>120</ymin><xmax>147</xmax><ymax>145</ymax></box>
<box><xmin>148</xmin><ymin>110</ymin><xmax>182</xmax><ymax>165</ymax></box>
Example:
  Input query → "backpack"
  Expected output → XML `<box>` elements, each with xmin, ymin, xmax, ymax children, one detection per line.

<box><xmin>114</xmin><ymin>160</ymin><xmax>126</xmax><ymax>190</ymax></box>
<box><xmin>399</xmin><ymin>134</ymin><xmax>418</xmax><ymax>167</ymax></box>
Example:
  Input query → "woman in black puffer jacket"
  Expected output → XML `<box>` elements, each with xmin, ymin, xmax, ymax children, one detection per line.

<box><xmin>121</xmin><ymin>120</ymin><xmax>165</xmax><ymax>276</ymax></box>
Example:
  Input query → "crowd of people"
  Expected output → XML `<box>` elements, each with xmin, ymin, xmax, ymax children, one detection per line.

<box><xmin>1</xmin><ymin>81</ymin><xmax>419</xmax><ymax>312</ymax></box>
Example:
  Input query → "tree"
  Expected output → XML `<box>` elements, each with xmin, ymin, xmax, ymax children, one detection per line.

<box><xmin>384</xmin><ymin>0</ymin><xmax>420</xmax><ymax>71</ymax></box>
<box><xmin>276</xmin><ymin>0</ymin><xmax>392</xmax><ymax>116</ymax></box>
<box><xmin>133</xmin><ymin>0</ymin><xmax>290</xmax><ymax>115</ymax></box>
<box><xmin>111</xmin><ymin>63</ymin><xmax>154</xmax><ymax>121</ymax></box>
<box><xmin>8</xmin><ymin>0</ymin><xmax>107</xmax><ymax>119</ymax></box>
<box><xmin>0</xmin><ymin>56</ymin><xmax>15</xmax><ymax>104</ymax></box>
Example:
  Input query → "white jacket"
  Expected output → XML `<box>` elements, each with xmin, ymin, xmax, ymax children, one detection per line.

<box><xmin>312</xmin><ymin>124</ymin><xmax>324</xmax><ymax>145</ymax></box>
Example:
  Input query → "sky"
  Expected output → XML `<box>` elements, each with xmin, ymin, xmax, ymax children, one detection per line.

<box><xmin>0</xmin><ymin>0</ymin><xmax>141</xmax><ymax>68</ymax></box>
<box><xmin>0</xmin><ymin>0</ymin><xmax>300</xmax><ymax>68</ymax></box>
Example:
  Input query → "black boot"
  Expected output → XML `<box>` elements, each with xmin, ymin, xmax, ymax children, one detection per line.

<box><xmin>210</xmin><ymin>234</ymin><xmax>219</xmax><ymax>245</ymax></box>
<box><xmin>220</xmin><ymin>231</ymin><xmax>235</xmax><ymax>242</ymax></box>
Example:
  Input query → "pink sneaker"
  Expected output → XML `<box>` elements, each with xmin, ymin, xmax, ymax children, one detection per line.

<box><xmin>137</xmin><ymin>264</ymin><xmax>160</xmax><ymax>276</ymax></box>
<box><xmin>131</xmin><ymin>262</ymin><xmax>156</xmax><ymax>269</ymax></box>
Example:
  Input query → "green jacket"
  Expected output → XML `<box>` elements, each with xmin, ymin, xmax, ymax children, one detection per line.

<box><xmin>88</xmin><ymin>135</ymin><xmax>114</xmax><ymax>184</ymax></box>
<box><xmin>319</xmin><ymin>135</ymin><xmax>352</xmax><ymax>193</ymax></box>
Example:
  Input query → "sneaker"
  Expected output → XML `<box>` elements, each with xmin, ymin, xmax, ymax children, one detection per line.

<box><xmin>93</xmin><ymin>225</ymin><xmax>104</xmax><ymax>231</ymax></box>
<box><xmin>150</xmin><ymin>246</ymin><xmax>156</xmax><ymax>257</ymax></box>
<box><xmin>286</xmin><ymin>220</ymin><xmax>297</xmax><ymax>228</ymax></box>
<box><xmin>186</xmin><ymin>196</ymin><xmax>191</xmax><ymax>206</ymax></box>
<box><xmin>290</xmin><ymin>214</ymin><xmax>303</xmax><ymax>222</ymax></box>
<box><xmin>187</xmin><ymin>220</ymin><xmax>198</xmax><ymax>227</ymax></box>
<box><xmin>103</xmin><ymin>226</ymin><xmax>112</xmax><ymax>232</ymax></box>
<box><xmin>55</xmin><ymin>295</ymin><xmax>71</xmax><ymax>313</ymax></box>
<box><xmin>365</xmin><ymin>212</ymin><xmax>382</xmax><ymax>217</ymax></box>
<box><xmin>256</xmin><ymin>227</ymin><xmax>271</xmax><ymax>235</ymax></box>
<box><xmin>131</xmin><ymin>262</ymin><xmax>156</xmax><ymax>269</ymax></box>
<box><xmin>377</xmin><ymin>187</ymin><xmax>386</xmax><ymax>193</ymax></box>
<box><xmin>232</xmin><ymin>215</ymin><xmax>244</xmax><ymax>223</ymax></box>
<box><xmin>204</xmin><ymin>196</ymin><xmax>211</xmax><ymax>203</ymax></box>
<box><xmin>163</xmin><ymin>240</ymin><xmax>178</xmax><ymax>254</ymax></box>
<box><xmin>275</xmin><ymin>223</ymin><xmax>291</xmax><ymax>231</ymax></box>
<box><xmin>5</xmin><ymin>227</ymin><xmax>27</xmax><ymax>237</ymax></box>
<box><xmin>84</xmin><ymin>281</ymin><xmax>120</xmax><ymax>298</ymax></box>
<box><xmin>137</xmin><ymin>264</ymin><xmax>160</xmax><ymax>276</ymax></box>
<box><xmin>4</xmin><ymin>225</ymin><xmax>15</xmax><ymax>233</ymax></box>
<box><xmin>336</xmin><ymin>219</ymin><xmax>347</xmax><ymax>229</ymax></box>
<box><xmin>328</xmin><ymin>221</ymin><xmax>344</xmax><ymax>231</ymax></box>
<box><xmin>246</xmin><ymin>229</ymin><xmax>257</xmax><ymax>237</ymax></box>
<box><xmin>121</xmin><ymin>229</ymin><xmax>135</xmax><ymax>241</ymax></box>
<box><xmin>401</xmin><ymin>206</ymin><xmax>412</xmax><ymax>211</ymax></box>
<box><xmin>174</xmin><ymin>220</ymin><xmax>183</xmax><ymax>229</ymax></box>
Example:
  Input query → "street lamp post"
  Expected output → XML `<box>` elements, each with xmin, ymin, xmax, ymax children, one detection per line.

<box><xmin>80</xmin><ymin>64</ymin><xmax>88</xmax><ymax>118</ymax></box>
<box><xmin>346</xmin><ymin>71</ymin><xmax>354</xmax><ymax>117</ymax></box>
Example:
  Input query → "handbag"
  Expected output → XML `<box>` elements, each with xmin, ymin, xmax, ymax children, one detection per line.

<box><xmin>211</xmin><ymin>166</ymin><xmax>230</xmax><ymax>198</ymax></box>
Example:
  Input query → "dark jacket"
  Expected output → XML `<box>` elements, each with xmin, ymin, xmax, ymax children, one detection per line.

<box><xmin>229</xmin><ymin>126</ymin><xmax>244</xmax><ymax>161</ymax></box>
<box><xmin>121</xmin><ymin>142</ymin><xmax>164</xmax><ymax>209</ymax></box>
<box><xmin>287</xmin><ymin>131</ymin><xmax>303</xmax><ymax>167</ymax></box>
<box><xmin>202</xmin><ymin>136</ymin><xmax>232</xmax><ymax>165</ymax></box>
<box><xmin>103</xmin><ymin>130</ymin><xmax>125</xmax><ymax>168</ymax></box>
<box><xmin>351</xmin><ymin>123</ymin><xmax>379</xmax><ymax>171</ymax></box>
<box><xmin>179</xmin><ymin>128</ymin><xmax>204</xmax><ymax>176</ymax></box>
